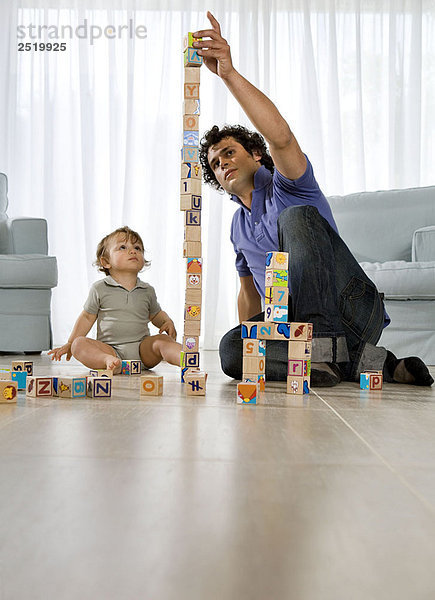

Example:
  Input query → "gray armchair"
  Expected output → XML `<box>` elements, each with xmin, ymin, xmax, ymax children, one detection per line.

<box><xmin>0</xmin><ymin>172</ymin><xmax>58</xmax><ymax>352</ymax></box>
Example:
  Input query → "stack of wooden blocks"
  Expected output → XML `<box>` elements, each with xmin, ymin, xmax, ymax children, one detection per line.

<box><xmin>237</xmin><ymin>251</ymin><xmax>313</xmax><ymax>403</ymax></box>
<box><xmin>180</xmin><ymin>32</ymin><xmax>206</xmax><ymax>397</ymax></box>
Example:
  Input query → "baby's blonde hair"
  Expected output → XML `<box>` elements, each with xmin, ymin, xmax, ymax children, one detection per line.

<box><xmin>95</xmin><ymin>226</ymin><xmax>150</xmax><ymax>275</ymax></box>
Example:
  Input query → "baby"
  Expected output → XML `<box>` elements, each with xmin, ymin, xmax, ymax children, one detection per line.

<box><xmin>49</xmin><ymin>226</ymin><xmax>182</xmax><ymax>373</ymax></box>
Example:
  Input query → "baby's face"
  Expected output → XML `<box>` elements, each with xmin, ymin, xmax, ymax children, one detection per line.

<box><xmin>104</xmin><ymin>235</ymin><xmax>145</xmax><ymax>273</ymax></box>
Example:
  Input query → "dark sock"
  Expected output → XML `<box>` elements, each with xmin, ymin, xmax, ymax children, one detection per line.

<box><xmin>383</xmin><ymin>350</ymin><xmax>434</xmax><ymax>386</ymax></box>
<box><xmin>311</xmin><ymin>362</ymin><xmax>341</xmax><ymax>387</ymax></box>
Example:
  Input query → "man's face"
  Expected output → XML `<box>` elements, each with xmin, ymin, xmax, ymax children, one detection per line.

<box><xmin>207</xmin><ymin>137</ymin><xmax>262</xmax><ymax>196</ymax></box>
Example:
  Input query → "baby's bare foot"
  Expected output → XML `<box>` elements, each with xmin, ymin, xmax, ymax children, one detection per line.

<box><xmin>105</xmin><ymin>355</ymin><xmax>121</xmax><ymax>374</ymax></box>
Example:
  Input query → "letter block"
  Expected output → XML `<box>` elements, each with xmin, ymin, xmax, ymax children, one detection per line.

<box><xmin>185</xmin><ymin>304</ymin><xmax>201</xmax><ymax>320</ymax></box>
<box><xmin>288</xmin><ymin>341</ymin><xmax>312</xmax><ymax>359</ymax></box>
<box><xmin>185</xmin><ymin>371</ymin><xmax>207</xmax><ymax>396</ymax></box>
<box><xmin>180</xmin><ymin>194</ymin><xmax>202</xmax><ymax>211</ymax></box>
<box><xmin>184</xmin><ymin>83</ymin><xmax>200</xmax><ymax>99</ymax></box>
<box><xmin>0</xmin><ymin>369</ymin><xmax>11</xmax><ymax>380</ymax></box>
<box><xmin>257</xmin><ymin>322</ymin><xmax>275</xmax><ymax>340</ymax></box>
<box><xmin>185</xmin><ymin>210</ymin><xmax>201</xmax><ymax>226</ymax></box>
<box><xmin>183</xmin><ymin>66</ymin><xmax>200</xmax><ymax>83</ymax></box>
<box><xmin>58</xmin><ymin>377</ymin><xmax>87</xmax><ymax>398</ymax></box>
<box><xmin>181</xmin><ymin>366</ymin><xmax>201</xmax><ymax>383</ymax></box>
<box><xmin>87</xmin><ymin>377</ymin><xmax>112</xmax><ymax>398</ymax></box>
<box><xmin>264</xmin><ymin>304</ymin><xmax>288</xmax><ymax>323</ymax></box>
<box><xmin>89</xmin><ymin>369</ymin><xmax>114</xmax><ymax>378</ymax></box>
<box><xmin>360</xmin><ymin>371</ymin><xmax>383</xmax><ymax>390</ymax></box>
<box><xmin>183</xmin><ymin>241</ymin><xmax>202</xmax><ymax>258</ymax></box>
<box><xmin>183</xmin><ymin>32</ymin><xmax>202</xmax><ymax>51</ymax></box>
<box><xmin>11</xmin><ymin>371</ymin><xmax>27</xmax><ymax>390</ymax></box>
<box><xmin>242</xmin><ymin>356</ymin><xmax>265</xmax><ymax>375</ymax></box>
<box><xmin>265</xmin><ymin>251</ymin><xmax>289</xmax><ymax>270</ymax></box>
<box><xmin>286</xmin><ymin>377</ymin><xmax>310</xmax><ymax>395</ymax></box>
<box><xmin>265</xmin><ymin>287</ymin><xmax>288</xmax><ymax>306</ymax></box>
<box><xmin>243</xmin><ymin>374</ymin><xmax>266</xmax><ymax>392</ymax></box>
<box><xmin>183</xmin><ymin>99</ymin><xmax>200</xmax><ymax>115</ymax></box>
<box><xmin>183</xmin><ymin>47</ymin><xmax>202</xmax><ymax>66</ymax></box>
<box><xmin>140</xmin><ymin>375</ymin><xmax>163</xmax><ymax>396</ymax></box>
<box><xmin>181</xmin><ymin>162</ymin><xmax>201</xmax><ymax>179</ymax></box>
<box><xmin>183</xmin><ymin>335</ymin><xmax>199</xmax><ymax>352</ymax></box>
<box><xmin>186</xmin><ymin>257</ymin><xmax>202</xmax><ymax>273</ymax></box>
<box><xmin>184</xmin><ymin>320</ymin><xmax>201</xmax><ymax>336</ymax></box>
<box><xmin>288</xmin><ymin>360</ymin><xmax>311</xmax><ymax>377</ymax></box>
<box><xmin>243</xmin><ymin>339</ymin><xmax>266</xmax><ymax>356</ymax></box>
<box><xmin>181</xmin><ymin>146</ymin><xmax>199</xmax><ymax>163</ymax></box>
<box><xmin>237</xmin><ymin>382</ymin><xmax>259</xmax><ymax>404</ymax></box>
<box><xmin>181</xmin><ymin>178</ymin><xmax>201</xmax><ymax>195</ymax></box>
<box><xmin>185</xmin><ymin>288</ymin><xmax>202</xmax><ymax>304</ymax></box>
<box><xmin>26</xmin><ymin>377</ymin><xmax>53</xmax><ymax>397</ymax></box>
<box><xmin>182</xmin><ymin>352</ymin><xmax>200</xmax><ymax>368</ymax></box>
<box><xmin>290</xmin><ymin>322</ymin><xmax>313</xmax><ymax>341</ymax></box>
<box><xmin>183</xmin><ymin>114</ymin><xmax>199</xmax><ymax>131</ymax></box>
<box><xmin>183</xmin><ymin>130</ymin><xmax>199</xmax><ymax>146</ymax></box>
<box><xmin>186</xmin><ymin>273</ymin><xmax>201</xmax><ymax>288</ymax></box>
<box><xmin>0</xmin><ymin>380</ymin><xmax>18</xmax><ymax>403</ymax></box>
<box><xmin>241</xmin><ymin>322</ymin><xmax>259</xmax><ymax>339</ymax></box>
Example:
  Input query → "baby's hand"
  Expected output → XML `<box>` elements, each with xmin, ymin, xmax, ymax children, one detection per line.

<box><xmin>48</xmin><ymin>343</ymin><xmax>72</xmax><ymax>361</ymax></box>
<box><xmin>159</xmin><ymin>320</ymin><xmax>177</xmax><ymax>340</ymax></box>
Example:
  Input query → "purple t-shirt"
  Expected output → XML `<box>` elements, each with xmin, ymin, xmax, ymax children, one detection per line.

<box><xmin>230</xmin><ymin>157</ymin><xmax>338</xmax><ymax>298</ymax></box>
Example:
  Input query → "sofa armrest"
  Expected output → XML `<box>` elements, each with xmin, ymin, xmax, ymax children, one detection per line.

<box><xmin>412</xmin><ymin>226</ymin><xmax>435</xmax><ymax>262</ymax></box>
<box><xmin>0</xmin><ymin>217</ymin><xmax>48</xmax><ymax>254</ymax></box>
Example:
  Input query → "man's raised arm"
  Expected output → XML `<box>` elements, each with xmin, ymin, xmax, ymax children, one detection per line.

<box><xmin>194</xmin><ymin>11</ymin><xmax>306</xmax><ymax>181</ymax></box>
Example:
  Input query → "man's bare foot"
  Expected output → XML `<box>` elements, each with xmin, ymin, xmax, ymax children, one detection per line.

<box><xmin>105</xmin><ymin>355</ymin><xmax>121</xmax><ymax>374</ymax></box>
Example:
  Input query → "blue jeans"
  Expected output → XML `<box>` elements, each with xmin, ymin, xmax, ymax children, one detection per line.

<box><xmin>219</xmin><ymin>205</ymin><xmax>387</xmax><ymax>382</ymax></box>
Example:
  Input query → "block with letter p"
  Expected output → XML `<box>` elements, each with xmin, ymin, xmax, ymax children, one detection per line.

<box><xmin>87</xmin><ymin>377</ymin><xmax>112</xmax><ymax>398</ymax></box>
<box><xmin>360</xmin><ymin>371</ymin><xmax>383</xmax><ymax>390</ymax></box>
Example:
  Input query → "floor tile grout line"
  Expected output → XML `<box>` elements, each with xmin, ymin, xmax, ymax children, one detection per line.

<box><xmin>312</xmin><ymin>389</ymin><xmax>435</xmax><ymax>515</ymax></box>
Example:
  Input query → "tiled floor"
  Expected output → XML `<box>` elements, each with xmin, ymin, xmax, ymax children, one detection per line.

<box><xmin>0</xmin><ymin>351</ymin><xmax>435</xmax><ymax>600</ymax></box>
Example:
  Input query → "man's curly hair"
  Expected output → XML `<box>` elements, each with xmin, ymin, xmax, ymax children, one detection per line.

<box><xmin>199</xmin><ymin>125</ymin><xmax>274</xmax><ymax>191</ymax></box>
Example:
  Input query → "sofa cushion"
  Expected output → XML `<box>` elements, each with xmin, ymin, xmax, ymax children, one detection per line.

<box><xmin>412</xmin><ymin>226</ymin><xmax>435</xmax><ymax>262</ymax></box>
<box><xmin>0</xmin><ymin>254</ymin><xmax>58</xmax><ymax>288</ymax></box>
<box><xmin>360</xmin><ymin>261</ymin><xmax>435</xmax><ymax>300</ymax></box>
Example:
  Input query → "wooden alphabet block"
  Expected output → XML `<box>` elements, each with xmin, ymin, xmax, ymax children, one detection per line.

<box><xmin>183</xmin><ymin>352</ymin><xmax>200</xmax><ymax>368</ymax></box>
<box><xmin>184</xmin><ymin>66</ymin><xmax>201</xmax><ymax>83</ymax></box>
<box><xmin>273</xmin><ymin>323</ymin><xmax>291</xmax><ymax>340</ymax></box>
<box><xmin>360</xmin><ymin>371</ymin><xmax>383</xmax><ymax>390</ymax></box>
<box><xmin>26</xmin><ymin>377</ymin><xmax>53</xmax><ymax>397</ymax></box>
<box><xmin>184</xmin><ymin>226</ymin><xmax>201</xmax><ymax>242</ymax></box>
<box><xmin>11</xmin><ymin>371</ymin><xmax>27</xmax><ymax>390</ymax></box>
<box><xmin>290</xmin><ymin>322</ymin><xmax>313</xmax><ymax>341</ymax></box>
<box><xmin>181</xmin><ymin>178</ymin><xmax>201</xmax><ymax>196</ymax></box>
<box><xmin>24</xmin><ymin>361</ymin><xmax>33</xmax><ymax>375</ymax></box>
<box><xmin>257</xmin><ymin>322</ymin><xmax>276</xmax><ymax>340</ymax></box>
<box><xmin>242</xmin><ymin>356</ymin><xmax>265</xmax><ymax>375</ymax></box>
<box><xmin>181</xmin><ymin>162</ymin><xmax>202</xmax><ymax>179</ymax></box>
<box><xmin>183</xmin><ymin>114</ymin><xmax>199</xmax><ymax>131</ymax></box>
<box><xmin>286</xmin><ymin>377</ymin><xmax>310</xmax><ymax>395</ymax></box>
<box><xmin>186</xmin><ymin>257</ymin><xmax>202</xmax><ymax>273</ymax></box>
<box><xmin>185</xmin><ymin>210</ymin><xmax>201</xmax><ymax>226</ymax></box>
<box><xmin>288</xmin><ymin>341</ymin><xmax>312</xmax><ymax>359</ymax></box>
<box><xmin>185</xmin><ymin>371</ymin><xmax>206</xmax><ymax>395</ymax></box>
<box><xmin>264</xmin><ymin>304</ymin><xmax>288</xmax><ymax>323</ymax></box>
<box><xmin>265</xmin><ymin>251</ymin><xmax>289</xmax><ymax>270</ymax></box>
<box><xmin>183</xmin><ymin>99</ymin><xmax>200</xmax><ymax>115</ymax></box>
<box><xmin>184</xmin><ymin>304</ymin><xmax>201</xmax><ymax>321</ymax></box>
<box><xmin>237</xmin><ymin>382</ymin><xmax>258</xmax><ymax>404</ymax></box>
<box><xmin>185</xmin><ymin>288</ymin><xmax>202</xmax><ymax>304</ymax></box>
<box><xmin>243</xmin><ymin>373</ymin><xmax>266</xmax><ymax>392</ymax></box>
<box><xmin>183</xmin><ymin>47</ymin><xmax>202</xmax><ymax>66</ymax></box>
<box><xmin>87</xmin><ymin>377</ymin><xmax>112</xmax><ymax>398</ymax></box>
<box><xmin>182</xmin><ymin>335</ymin><xmax>199</xmax><ymax>353</ymax></box>
<box><xmin>58</xmin><ymin>377</ymin><xmax>87</xmax><ymax>398</ymax></box>
<box><xmin>0</xmin><ymin>369</ymin><xmax>11</xmax><ymax>380</ymax></box>
<box><xmin>89</xmin><ymin>369</ymin><xmax>114</xmax><ymax>378</ymax></box>
<box><xmin>184</xmin><ymin>82</ymin><xmax>200</xmax><ymax>99</ymax></box>
<box><xmin>184</xmin><ymin>320</ymin><xmax>201</xmax><ymax>336</ymax></box>
<box><xmin>0</xmin><ymin>380</ymin><xmax>18</xmax><ymax>403</ymax></box>
<box><xmin>241</xmin><ymin>322</ymin><xmax>259</xmax><ymax>339</ymax></box>
<box><xmin>183</xmin><ymin>241</ymin><xmax>202</xmax><ymax>258</ymax></box>
<box><xmin>140</xmin><ymin>375</ymin><xmax>163</xmax><ymax>396</ymax></box>
<box><xmin>186</xmin><ymin>272</ymin><xmax>202</xmax><ymax>289</ymax></box>
<box><xmin>11</xmin><ymin>361</ymin><xmax>33</xmax><ymax>375</ymax></box>
<box><xmin>288</xmin><ymin>359</ymin><xmax>311</xmax><ymax>378</ymax></box>
<box><xmin>243</xmin><ymin>339</ymin><xmax>266</xmax><ymax>357</ymax></box>
<box><xmin>265</xmin><ymin>287</ymin><xmax>289</xmax><ymax>306</ymax></box>
<box><xmin>181</xmin><ymin>366</ymin><xmax>201</xmax><ymax>383</ymax></box>
<box><xmin>183</xmin><ymin>32</ymin><xmax>202</xmax><ymax>51</ymax></box>
<box><xmin>180</xmin><ymin>194</ymin><xmax>202</xmax><ymax>211</ymax></box>
<box><xmin>183</xmin><ymin>130</ymin><xmax>199</xmax><ymax>146</ymax></box>
<box><xmin>181</xmin><ymin>146</ymin><xmax>199</xmax><ymax>163</ymax></box>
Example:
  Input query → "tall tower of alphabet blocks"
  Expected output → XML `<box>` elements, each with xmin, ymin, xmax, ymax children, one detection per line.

<box><xmin>180</xmin><ymin>32</ymin><xmax>206</xmax><ymax>394</ymax></box>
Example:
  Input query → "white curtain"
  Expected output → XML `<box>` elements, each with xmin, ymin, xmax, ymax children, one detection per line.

<box><xmin>0</xmin><ymin>0</ymin><xmax>434</xmax><ymax>348</ymax></box>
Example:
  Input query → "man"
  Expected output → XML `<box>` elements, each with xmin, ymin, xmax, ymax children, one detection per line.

<box><xmin>194</xmin><ymin>12</ymin><xmax>433</xmax><ymax>387</ymax></box>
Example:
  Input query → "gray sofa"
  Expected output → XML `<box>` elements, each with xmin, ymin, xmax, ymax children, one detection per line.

<box><xmin>0</xmin><ymin>172</ymin><xmax>58</xmax><ymax>352</ymax></box>
<box><xmin>328</xmin><ymin>186</ymin><xmax>435</xmax><ymax>365</ymax></box>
